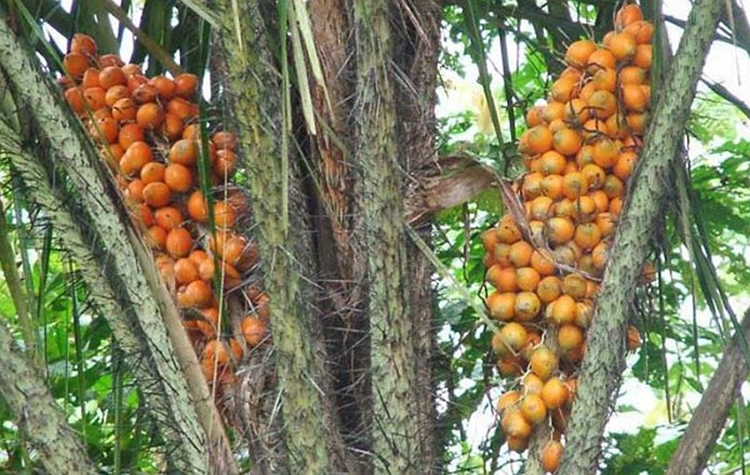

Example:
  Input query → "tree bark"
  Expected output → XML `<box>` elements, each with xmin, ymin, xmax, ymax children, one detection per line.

<box><xmin>665</xmin><ymin>308</ymin><xmax>750</xmax><ymax>475</ymax></box>
<box><xmin>0</xmin><ymin>318</ymin><xmax>97</xmax><ymax>474</ymax></box>
<box><xmin>209</xmin><ymin>1</ymin><xmax>353</xmax><ymax>473</ymax></box>
<box><xmin>559</xmin><ymin>0</ymin><xmax>725</xmax><ymax>472</ymax></box>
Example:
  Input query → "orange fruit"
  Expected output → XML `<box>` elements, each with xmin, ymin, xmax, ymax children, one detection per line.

<box><xmin>558</xmin><ymin>323</ymin><xmax>585</xmax><ymax>350</ymax></box>
<box><xmin>501</xmin><ymin>408</ymin><xmax>532</xmax><ymax>439</ymax></box>
<box><xmin>140</xmin><ymin>162</ymin><xmax>166</xmax><ymax>185</ymax></box>
<box><xmin>481</xmin><ymin>228</ymin><xmax>499</xmax><ymax>252</ymax></box>
<box><xmin>537</xmin><ymin>276</ymin><xmax>562</xmax><ymax>304</ymax></box>
<box><xmin>565</xmin><ymin>40</ymin><xmax>597</xmax><ymax>68</ymax></box>
<box><xmin>621</xmin><ymin>83</ymin><xmax>649</xmax><ymax>112</ymax></box>
<box><xmin>529</xmin><ymin>196</ymin><xmax>554</xmax><ymax>221</ymax></box>
<box><xmin>592</xmin><ymin>67</ymin><xmax>617</xmax><ymax>92</ymax></box>
<box><xmin>179</xmin><ymin>279</ymin><xmax>214</xmax><ymax>309</ymax></box>
<box><xmin>574</xmin><ymin>222</ymin><xmax>602</xmax><ymax>251</ymax></box>
<box><xmin>166</xmin><ymin>97</ymin><xmax>195</xmax><ymax>121</ymax></box>
<box><xmin>98</xmin><ymin>54</ymin><xmax>124</xmax><ymax>68</ymax></box>
<box><xmin>552</xmin><ymin>128</ymin><xmax>582</xmax><ymax>156</ymax></box>
<box><xmin>242</xmin><ymin>317</ymin><xmax>269</xmax><ymax>347</ymax></box>
<box><xmin>165</xmin><ymin>227</ymin><xmax>192</xmax><ymax>258</ymax></box>
<box><xmin>562</xmin><ymin>171</ymin><xmax>590</xmax><ymax>200</ymax></box>
<box><xmin>125</xmin><ymin>179</ymin><xmax>145</xmax><ymax>203</ymax></box>
<box><xmin>573</xmin><ymin>195</ymin><xmax>598</xmax><ymax>222</ymax></box>
<box><xmin>608</xmin><ymin>32</ymin><xmax>637</xmax><ymax>61</ymax></box>
<box><xmin>522</xmin><ymin>126</ymin><xmax>553</xmax><ymax>155</ymax></box>
<box><xmin>487</xmin><ymin>265</ymin><xmax>517</xmax><ymax>292</ymax></box>
<box><xmin>590</xmin><ymin>190</ymin><xmax>610</xmax><ymax>213</ymax></box>
<box><xmin>507</xmin><ymin>435</ymin><xmax>529</xmax><ymax>453</ymax></box>
<box><xmin>624</xmin><ymin>20</ymin><xmax>655</xmax><ymax>44</ymax></box>
<box><xmin>546</xmin><ymin>217</ymin><xmax>576</xmax><ymax>245</ymax></box>
<box><xmin>173</xmin><ymin>257</ymin><xmax>199</xmax><ymax>285</ymax></box>
<box><xmin>212</xmin><ymin>131</ymin><xmax>238</xmax><ymax>150</ymax></box>
<box><xmin>581</xmin><ymin>118</ymin><xmax>609</xmax><ymax>139</ymax></box>
<box><xmin>147</xmin><ymin>225</ymin><xmax>167</xmax><ymax>251</ymax></box>
<box><xmin>81</xmin><ymin>68</ymin><xmax>101</xmax><ymax>89</ymax></box>
<box><xmin>63</xmin><ymin>52</ymin><xmax>90</xmax><ymax>78</ymax></box>
<box><xmin>204</xmin><ymin>338</ymin><xmax>230</xmax><ymax>365</ymax></box>
<box><xmin>539</xmin><ymin>151</ymin><xmax>567</xmax><ymax>176</ymax></box>
<box><xmin>550</xmin><ymin>77</ymin><xmax>579</xmax><ymax>103</ymax></box>
<box><xmin>541</xmin><ymin>377</ymin><xmax>570</xmax><ymax>409</ymax></box>
<box><xmin>613</xmin><ymin>151</ymin><xmax>638</xmax><ymax>181</ymax></box>
<box><xmin>213</xmin><ymin>201</ymin><xmax>237</xmax><ymax>228</ymax></box>
<box><xmin>498</xmin><ymin>322</ymin><xmax>528</xmax><ymax>352</ymax></box>
<box><xmin>592</xmin><ymin>138</ymin><xmax>620</xmax><ymax>168</ymax></box>
<box><xmin>519</xmin><ymin>331</ymin><xmax>542</xmax><ymax>360</ymax></box>
<box><xmin>530</xmin><ymin>249</ymin><xmax>556</xmax><ymax>276</ymax></box>
<box><xmin>112</xmin><ymin>97</ymin><xmax>138</xmax><ymax>122</ymax></box>
<box><xmin>508</xmin><ymin>240</ymin><xmax>534</xmax><ymax>267</ymax></box>
<box><xmin>586</xmin><ymin>49</ymin><xmax>616</xmax><ymax>74</ymax></box>
<box><xmin>592</xmin><ymin>241</ymin><xmax>611</xmax><ymax>270</ymax></box>
<box><xmin>595</xmin><ymin>212</ymin><xmax>617</xmax><ymax>238</ymax></box>
<box><xmin>64</xmin><ymin>86</ymin><xmax>86</xmax><ymax>114</ymax></box>
<box><xmin>520</xmin><ymin>394</ymin><xmax>548</xmax><ymax>425</ymax></box>
<box><xmin>603</xmin><ymin>174</ymin><xmax>625</xmax><ymax>199</ymax></box>
<box><xmin>150</xmin><ymin>75</ymin><xmax>176</xmax><ymax>99</ymax></box>
<box><xmin>120</xmin><ymin>141</ymin><xmax>153</xmax><ymax>176</ymax></box>
<box><xmin>526</xmin><ymin>105</ymin><xmax>545</xmax><ymax>127</ymax></box>
<box><xmin>187</xmin><ymin>191</ymin><xmax>209</xmax><ymax>222</ymax></box>
<box><xmin>161</xmin><ymin>113</ymin><xmax>184</xmax><ymax>141</ymax></box>
<box><xmin>98</xmin><ymin>66</ymin><xmax>127</xmax><ymax>89</ymax></box>
<box><xmin>496</xmin><ymin>390</ymin><xmax>521</xmax><ymax>412</ymax></box>
<box><xmin>548</xmin><ymin>295</ymin><xmax>577</xmax><ymax>325</ymax></box>
<box><xmin>121</xmin><ymin>63</ymin><xmax>142</xmax><ymax>78</ymax></box>
<box><xmin>82</xmin><ymin>86</ymin><xmax>107</xmax><ymax>111</ymax></box>
<box><xmin>562</xmin><ymin>274</ymin><xmax>587</xmax><ymax>300</ymax></box>
<box><xmin>497</xmin><ymin>355</ymin><xmax>525</xmax><ymax>377</ymax></box>
<box><xmin>628</xmin><ymin>325</ymin><xmax>642</xmax><ymax>350</ymax></box>
<box><xmin>606</xmin><ymin>112</ymin><xmax>630</xmax><ymax>139</ymax></box>
<box><xmin>486</xmin><ymin>291</ymin><xmax>515</xmax><ymax>321</ymax></box>
<box><xmin>154</xmin><ymin>206</ymin><xmax>183</xmax><ymax>230</ymax></box>
<box><xmin>514</xmin><ymin>292</ymin><xmax>541</xmax><ymax>321</ymax></box>
<box><xmin>118</xmin><ymin>123</ymin><xmax>146</xmax><ymax>150</ymax></box>
<box><xmin>541</xmin><ymin>174</ymin><xmax>564</xmax><ymax>200</ymax></box>
<box><xmin>633</xmin><ymin>44</ymin><xmax>652</xmax><ymax>69</ymax></box>
<box><xmin>522</xmin><ymin>373</ymin><xmax>545</xmax><ymax>396</ymax></box>
<box><xmin>174</xmin><ymin>73</ymin><xmax>199</xmax><ymax>98</ymax></box>
<box><xmin>164</xmin><ymin>163</ymin><xmax>193</xmax><ymax>192</ymax></box>
<box><xmin>541</xmin><ymin>440</ymin><xmax>564</xmax><ymax>473</ymax></box>
<box><xmin>529</xmin><ymin>345</ymin><xmax>558</xmax><ymax>380</ymax></box>
<box><xmin>496</xmin><ymin>216</ymin><xmax>522</xmax><ymax>244</ymax></box>
<box><xmin>620</xmin><ymin>65</ymin><xmax>648</xmax><ymax>85</ymax></box>
<box><xmin>104</xmin><ymin>84</ymin><xmax>129</xmax><ymax>107</ymax></box>
<box><xmin>136</xmin><ymin>102</ymin><xmax>165</xmax><ymax>129</ymax></box>
<box><xmin>564</xmin><ymin>98</ymin><xmax>590</xmax><ymax>124</ymax></box>
<box><xmin>616</xmin><ymin>4</ymin><xmax>644</xmax><ymax>30</ymax></box>
<box><xmin>169</xmin><ymin>139</ymin><xmax>198</xmax><ymax>166</ymax></box>
<box><xmin>541</xmin><ymin>101</ymin><xmax>566</xmax><ymax>124</ymax></box>
<box><xmin>142</xmin><ymin>181</ymin><xmax>172</xmax><ymax>208</ymax></box>
<box><xmin>70</xmin><ymin>33</ymin><xmax>98</xmax><ymax>57</ymax></box>
<box><xmin>132</xmin><ymin>83</ymin><xmax>158</xmax><ymax>104</ymax></box>
<box><xmin>91</xmin><ymin>115</ymin><xmax>119</xmax><ymax>143</ymax></box>
<box><xmin>494</xmin><ymin>243</ymin><xmax>512</xmax><ymax>267</ymax></box>
<box><xmin>587</xmin><ymin>90</ymin><xmax>617</xmax><ymax>119</ymax></box>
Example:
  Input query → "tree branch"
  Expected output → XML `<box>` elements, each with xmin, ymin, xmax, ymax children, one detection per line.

<box><xmin>559</xmin><ymin>0</ymin><xmax>726</xmax><ymax>472</ymax></box>
<box><xmin>665</xmin><ymin>308</ymin><xmax>750</xmax><ymax>474</ymax></box>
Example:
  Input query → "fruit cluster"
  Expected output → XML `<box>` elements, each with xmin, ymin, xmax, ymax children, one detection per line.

<box><xmin>480</xmin><ymin>4</ymin><xmax>653</xmax><ymax>471</ymax></box>
<box><xmin>58</xmin><ymin>34</ymin><xmax>270</xmax><ymax>386</ymax></box>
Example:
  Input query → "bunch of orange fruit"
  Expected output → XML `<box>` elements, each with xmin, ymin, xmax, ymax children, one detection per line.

<box><xmin>480</xmin><ymin>4</ymin><xmax>652</xmax><ymax>471</ymax></box>
<box><xmin>59</xmin><ymin>34</ymin><xmax>270</xmax><ymax>387</ymax></box>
